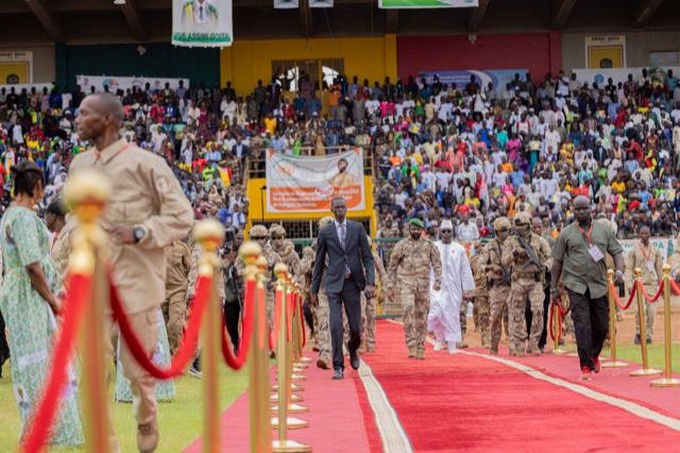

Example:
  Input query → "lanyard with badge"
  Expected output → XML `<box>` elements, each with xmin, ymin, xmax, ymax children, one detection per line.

<box><xmin>579</xmin><ymin>224</ymin><xmax>604</xmax><ymax>262</ymax></box>
<box><xmin>639</xmin><ymin>243</ymin><xmax>657</xmax><ymax>276</ymax></box>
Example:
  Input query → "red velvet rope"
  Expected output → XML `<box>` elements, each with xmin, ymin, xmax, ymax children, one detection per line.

<box><xmin>21</xmin><ymin>272</ymin><xmax>92</xmax><ymax>453</ymax></box>
<box><xmin>671</xmin><ymin>279</ymin><xmax>680</xmax><ymax>296</ymax></box>
<box><xmin>298</xmin><ymin>294</ymin><xmax>306</xmax><ymax>348</ymax></box>
<box><xmin>269</xmin><ymin>287</ymin><xmax>283</xmax><ymax>352</ymax></box>
<box><xmin>286</xmin><ymin>292</ymin><xmax>294</xmax><ymax>343</ymax></box>
<box><xmin>220</xmin><ymin>279</ymin><xmax>255</xmax><ymax>370</ymax></box>
<box><xmin>610</xmin><ymin>283</ymin><xmax>637</xmax><ymax>311</ymax></box>
<box><xmin>638</xmin><ymin>280</ymin><xmax>664</xmax><ymax>304</ymax></box>
<box><xmin>109</xmin><ymin>273</ymin><xmax>212</xmax><ymax>379</ymax></box>
<box><xmin>257</xmin><ymin>284</ymin><xmax>266</xmax><ymax>350</ymax></box>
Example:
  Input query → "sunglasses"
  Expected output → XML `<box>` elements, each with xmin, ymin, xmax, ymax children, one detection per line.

<box><xmin>441</xmin><ymin>229</ymin><xmax>453</xmax><ymax>233</ymax></box>
<box><xmin>272</xmin><ymin>235</ymin><xmax>284</xmax><ymax>239</ymax></box>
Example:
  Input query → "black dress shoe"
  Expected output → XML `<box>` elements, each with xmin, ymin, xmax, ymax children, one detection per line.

<box><xmin>350</xmin><ymin>350</ymin><xmax>360</xmax><ymax>370</ymax></box>
<box><xmin>332</xmin><ymin>368</ymin><xmax>344</xmax><ymax>380</ymax></box>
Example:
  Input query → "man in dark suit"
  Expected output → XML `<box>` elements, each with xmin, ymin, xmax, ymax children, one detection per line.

<box><xmin>311</xmin><ymin>196</ymin><xmax>376</xmax><ymax>379</ymax></box>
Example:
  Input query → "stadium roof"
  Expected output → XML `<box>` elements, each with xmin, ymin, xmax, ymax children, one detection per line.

<box><xmin>2</xmin><ymin>0</ymin><xmax>679</xmax><ymax>45</ymax></box>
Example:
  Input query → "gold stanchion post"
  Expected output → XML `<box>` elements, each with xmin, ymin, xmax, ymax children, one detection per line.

<box><xmin>240</xmin><ymin>242</ymin><xmax>273</xmax><ymax>453</ymax></box>
<box><xmin>194</xmin><ymin>220</ymin><xmax>226</xmax><ymax>453</ymax></box>
<box><xmin>602</xmin><ymin>269</ymin><xmax>628</xmax><ymax>368</ymax></box>
<box><xmin>272</xmin><ymin>265</ymin><xmax>311</xmax><ymax>452</ymax></box>
<box><xmin>651</xmin><ymin>264</ymin><xmax>680</xmax><ymax>387</ymax></box>
<box><xmin>551</xmin><ymin>301</ymin><xmax>567</xmax><ymax>355</ymax></box>
<box><xmin>65</xmin><ymin>171</ymin><xmax>112</xmax><ymax>453</ymax></box>
<box><xmin>630</xmin><ymin>269</ymin><xmax>662</xmax><ymax>377</ymax></box>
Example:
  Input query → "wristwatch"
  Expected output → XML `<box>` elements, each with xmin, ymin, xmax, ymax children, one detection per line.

<box><xmin>133</xmin><ymin>226</ymin><xmax>146</xmax><ymax>243</ymax></box>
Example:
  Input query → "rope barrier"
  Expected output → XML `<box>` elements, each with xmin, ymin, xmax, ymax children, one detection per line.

<box><xmin>109</xmin><ymin>274</ymin><xmax>212</xmax><ymax>379</ymax></box>
<box><xmin>610</xmin><ymin>282</ymin><xmax>637</xmax><ymax>310</ymax></box>
<box><xmin>671</xmin><ymin>279</ymin><xmax>680</xmax><ymax>296</ymax></box>
<box><xmin>269</xmin><ymin>286</ymin><xmax>283</xmax><ymax>352</ymax></box>
<box><xmin>21</xmin><ymin>272</ymin><xmax>92</xmax><ymax>453</ymax></box>
<box><xmin>286</xmin><ymin>292</ymin><xmax>294</xmax><ymax>343</ymax></box>
<box><xmin>298</xmin><ymin>294</ymin><xmax>307</xmax><ymax>348</ymax></box>
<box><xmin>638</xmin><ymin>280</ymin><xmax>664</xmax><ymax>303</ymax></box>
<box><xmin>221</xmin><ymin>279</ymin><xmax>255</xmax><ymax>370</ymax></box>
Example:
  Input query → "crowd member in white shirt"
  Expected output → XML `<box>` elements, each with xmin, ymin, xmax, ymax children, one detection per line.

<box><xmin>455</xmin><ymin>206</ymin><xmax>479</xmax><ymax>243</ymax></box>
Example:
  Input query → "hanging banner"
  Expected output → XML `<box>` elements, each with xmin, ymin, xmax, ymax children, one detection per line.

<box><xmin>379</xmin><ymin>0</ymin><xmax>478</xmax><ymax>8</ymax></box>
<box><xmin>266</xmin><ymin>149</ymin><xmax>365</xmax><ymax>213</ymax></box>
<box><xmin>418</xmin><ymin>69</ymin><xmax>527</xmax><ymax>90</ymax></box>
<box><xmin>274</xmin><ymin>0</ymin><xmax>299</xmax><ymax>8</ymax></box>
<box><xmin>172</xmin><ymin>0</ymin><xmax>233</xmax><ymax>47</ymax></box>
<box><xmin>310</xmin><ymin>0</ymin><xmax>334</xmax><ymax>7</ymax></box>
<box><xmin>75</xmin><ymin>75</ymin><xmax>189</xmax><ymax>93</ymax></box>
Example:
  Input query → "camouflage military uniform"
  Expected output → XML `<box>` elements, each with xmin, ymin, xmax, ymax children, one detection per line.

<box><xmin>270</xmin><ymin>224</ymin><xmax>302</xmax><ymax>280</ymax></box>
<box><xmin>162</xmin><ymin>240</ymin><xmax>192</xmax><ymax>355</ymax></box>
<box><xmin>470</xmin><ymin>244</ymin><xmax>490</xmax><ymax>347</ymax></box>
<box><xmin>362</xmin><ymin>244</ymin><xmax>388</xmax><ymax>352</ymax></box>
<box><xmin>476</xmin><ymin>217</ymin><xmax>512</xmax><ymax>354</ymax></box>
<box><xmin>502</xmin><ymin>214</ymin><xmax>553</xmax><ymax>356</ymax></box>
<box><xmin>388</xmin><ymin>236</ymin><xmax>442</xmax><ymax>358</ymax></box>
<box><xmin>309</xmin><ymin>217</ymin><xmax>335</xmax><ymax>369</ymax></box>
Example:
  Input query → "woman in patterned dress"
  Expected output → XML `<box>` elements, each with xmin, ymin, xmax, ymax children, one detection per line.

<box><xmin>0</xmin><ymin>161</ymin><xmax>83</xmax><ymax>447</ymax></box>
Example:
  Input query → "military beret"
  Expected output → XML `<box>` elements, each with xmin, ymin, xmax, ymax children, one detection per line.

<box><xmin>409</xmin><ymin>218</ymin><xmax>424</xmax><ymax>229</ymax></box>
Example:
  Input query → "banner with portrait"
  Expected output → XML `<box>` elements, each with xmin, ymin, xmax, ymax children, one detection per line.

<box><xmin>172</xmin><ymin>0</ymin><xmax>233</xmax><ymax>47</ymax></box>
<box><xmin>266</xmin><ymin>149</ymin><xmax>365</xmax><ymax>213</ymax></box>
<box><xmin>379</xmin><ymin>0</ymin><xmax>478</xmax><ymax>8</ymax></box>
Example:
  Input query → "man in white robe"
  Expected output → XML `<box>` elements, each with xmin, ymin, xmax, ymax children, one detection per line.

<box><xmin>428</xmin><ymin>219</ymin><xmax>476</xmax><ymax>354</ymax></box>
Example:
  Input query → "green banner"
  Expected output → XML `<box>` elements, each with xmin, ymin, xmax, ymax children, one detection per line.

<box><xmin>379</xmin><ymin>0</ymin><xmax>479</xmax><ymax>8</ymax></box>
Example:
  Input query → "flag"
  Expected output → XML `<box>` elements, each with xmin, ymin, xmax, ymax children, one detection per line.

<box><xmin>310</xmin><ymin>0</ymin><xmax>333</xmax><ymax>7</ymax></box>
<box><xmin>274</xmin><ymin>0</ymin><xmax>299</xmax><ymax>8</ymax></box>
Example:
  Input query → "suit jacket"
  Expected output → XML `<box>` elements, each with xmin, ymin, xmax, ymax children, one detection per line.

<box><xmin>311</xmin><ymin>220</ymin><xmax>375</xmax><ymax>295</ymax></box>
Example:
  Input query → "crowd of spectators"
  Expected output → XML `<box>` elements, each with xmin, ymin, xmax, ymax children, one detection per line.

<box><xmin>2</xmin><ymin>67</ymin><xmax>680</xmax><ymax>242</ymax></box>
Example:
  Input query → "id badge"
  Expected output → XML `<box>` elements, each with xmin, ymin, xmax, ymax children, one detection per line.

<box><xmin>647</xmin><ymin>260</ymin><xmax>657</xmax><ymax>275</ymax></box>
<box><xmin>588</xmin><ymin>245</ymin><xmax>604</xmax><ymax>262</ymax></box>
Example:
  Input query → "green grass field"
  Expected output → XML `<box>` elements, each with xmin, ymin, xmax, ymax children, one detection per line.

<box><xmin>0</xmin><ymin>362</ymin><xmax>248</xmax><ymax>452</ymax></box>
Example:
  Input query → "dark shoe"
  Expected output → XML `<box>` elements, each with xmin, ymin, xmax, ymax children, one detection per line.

<box><xmin>137</xmin><ymin>421</ymin><xmax>159</xmax><ymax>453</ymax></box>
<box><xmin>332</xmin><ymin>368</ymin><xmax>344</xmax><ymax>380</ymax></box>
<box><xmin>456</xmin><ymin>342</ymin><xmax>469</xmax><ymax>349</ymax></box>
<box><xmin>593</xmin><ymin>356</ymin><xmax>601</xmax><ymax>374</ymax></box>
<box><xmin>646</xmin><ymin>338</ymin><xmax>652</xmax><ymax>345</ymax></box>
<box><xmin>350</xmin><ymin>350</ymin><xmax>360</xmax><ymax>370</ymax></box>
<box><xmin>634</xmin><ymin>334</ymin><xmax>641</xmax><ymax>345</ymax></box>
<box><xmin>316</xmin><ymin>358</ymin><xmax>330</xmax><ymax>370</ymax></box>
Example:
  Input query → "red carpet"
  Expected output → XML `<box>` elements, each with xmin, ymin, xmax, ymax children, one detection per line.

<box><xmin>359</xmin><ymin>320</ymin><xmax>680</xmax><ymax>452</ymax></box>
<box><xmin>184</xmin><ymin>357</ymin><xmax>373</xmax><ymax>452</ymax></box>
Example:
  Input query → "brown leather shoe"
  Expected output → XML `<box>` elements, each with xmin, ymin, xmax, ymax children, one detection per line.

<box><xmin>137</xmin><ymin>421</ymin><xmax>159</xmax><ymax>453</ymax></box>
<box><xmin>316</xmin><ymin>357</ymin><xmax>330</xmax><ymax>369</ymax></box>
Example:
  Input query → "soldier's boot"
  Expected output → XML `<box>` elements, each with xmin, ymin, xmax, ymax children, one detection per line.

<box><xmin>316</xmin><ymin>353</ymin><xmax>331</xmax><ymax>370</ymax></box>
<box><xmin>407</xmin><ymin>347</ymin><xmax>416</xmax><ymax>359</ymax></box>
<box><xmin>489</xmin><ymin>346</ymin><xmax>498</xmax><ymax>355</ymax></box>
<box><xmin>415</xmin><ymin>350</ymin><xmax>425</xmax><ymax>360</ymax></box>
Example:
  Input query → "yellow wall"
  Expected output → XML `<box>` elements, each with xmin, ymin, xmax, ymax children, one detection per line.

<box><xmin>221</xmin><ymin>35</ymin><xmax>398</xmax><ymax>96</ymax></box>
<box><xmin>247</xmin><ymin>176</ymin><xmax>377</xmax><ymax>237</ymax></box>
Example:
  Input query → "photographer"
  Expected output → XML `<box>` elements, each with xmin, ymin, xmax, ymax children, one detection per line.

<box><xmin>222</xmin><ymin>228</ymin><xmax>244</xmax><ymax>353</ymax></box>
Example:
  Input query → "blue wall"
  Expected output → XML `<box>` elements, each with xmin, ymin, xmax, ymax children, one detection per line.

<box><xmin>55</xmin><ymin>42</ymin><xmax>220</xmax><ymax>92</ymax></box>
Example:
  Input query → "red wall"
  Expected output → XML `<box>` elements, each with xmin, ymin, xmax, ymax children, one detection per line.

<box><xmin>397</xmin><ymin>33</ymin><xmax>562</xmax><ymax>82</ymax></box>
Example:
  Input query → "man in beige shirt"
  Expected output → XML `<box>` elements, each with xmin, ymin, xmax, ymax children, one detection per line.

<box><xmin>625</xmin><ymin>226</ymin><xmax>663</xmax><ymax>345</ymax></box>
<box><xmin>71</xmin><ymin>92</ymin><xmax>193</xmax><ymax>453</ymax></box>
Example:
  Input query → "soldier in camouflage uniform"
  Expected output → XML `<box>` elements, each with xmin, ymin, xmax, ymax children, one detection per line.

<box><xmin>240</xmin><ymin>224</ymin><xmax>282</xmax><ymax>325</ymax></box>
<box><xmin>309</xmin><ymin>216</ymin><xmax>335</xmax><ymax>369</ymax></box>
<box><xmin>163</xmin><ymin>239</ymin><xmax>193</xmax><ymax>355</ymax></box>
<box><xmin>502</xmin><ymin>212</ymin><xmax>553</xmax><ymax>356</ymax></box>
<box><xmin>362</xmin><ymin>236</ymin><xmax>388</xmax><ymax>353</ymax></box>
<box><xmin>301</xmin><ymin>246</ymin><xmax>318</xmax><ymax>350</ymax></box>
<box><xmin>476</xmin><ymin>217</ymin><xmax>512</xmax><ymax>355</ymax></box>
<box><xmin>270</xmin><ymin>224</ymin><xmax>302</xmax><ymax>280</ymax></box>
<box><xmin>388</xmin><ymin>218</ymin><xmax>442</xmax><ymax>359</ymax></box>
<box><xmin>378</xmin><ymin>214</ymin><xmax>401</xmax><ymax>238</ymax></box>
<box><xmin>470</xmin><ymin>241</ymin><xmax>490</xmax><ymax>347</ymax></box>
